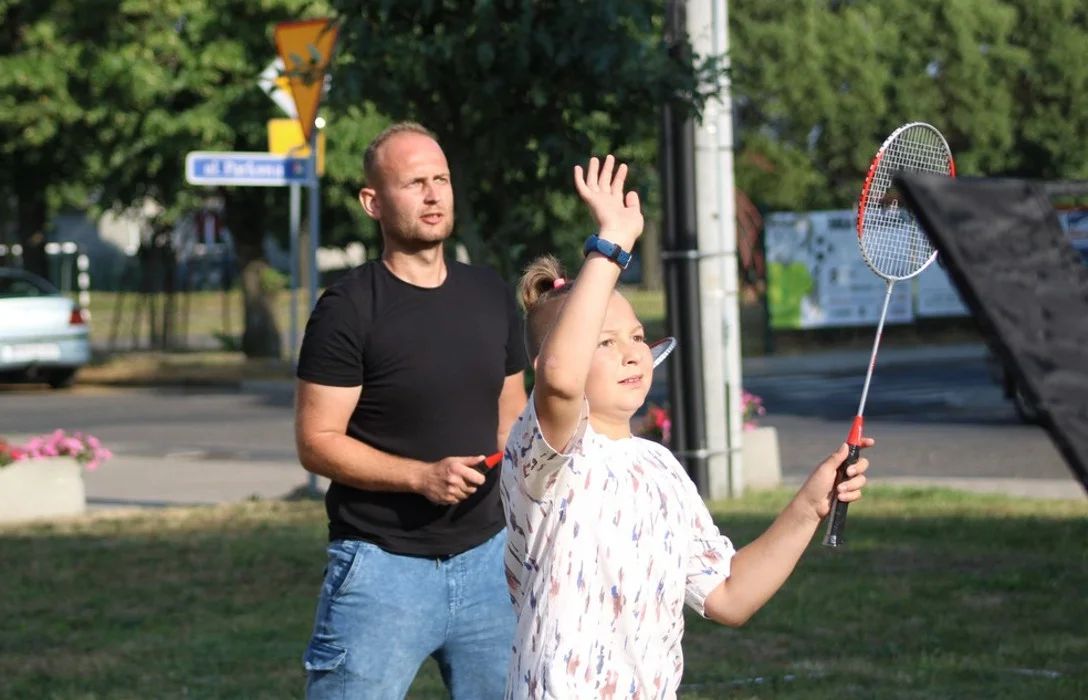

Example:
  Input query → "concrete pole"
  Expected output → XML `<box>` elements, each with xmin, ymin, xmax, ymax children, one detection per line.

<box><xmin>688</xmin><ymin>0</ymin><xmax>745</xmax><ymax>498</ymax></box>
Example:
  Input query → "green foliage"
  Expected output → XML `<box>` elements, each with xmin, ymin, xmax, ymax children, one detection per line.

<box><xmin>0</xmin><ymin>0</ymin><xmax>96</xmax><ymax>245</ymax></box>
<box><xmin>1002</xmin><ymin>0</ymin><xmax>1088</xmax><ymax>180</ymax></box>
<box><xmin>259</xmin><ymin>265</ymin><xmax>289</xmax><ymax>295</ymax></box>
<box><xmin>327</xmin><ymin>0</ymin><xmax>722</xmax><ymax>277</ymax></box>
<box><xmin>4</xmin><ymin>0</ymin><xmax>1088</xmax><ymax>283</ymax></box>
<box><xmin>729</xmin><ymin>0</ymin><xmax>1038</xmax><ymax>211</ymax></box>
<box><xmin>320</xmin><ymin>103</ymin><xmax>392</xmax><ymax>255</ymax></box>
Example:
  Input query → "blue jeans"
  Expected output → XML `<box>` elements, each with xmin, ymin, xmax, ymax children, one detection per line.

<box><xmin>302</xmin><ymin>529</ymin><xmax>514</xmax><ymax>699</ymax></box>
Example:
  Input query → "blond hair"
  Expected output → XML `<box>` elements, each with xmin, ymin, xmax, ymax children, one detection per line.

<box><xmin>362</xmin><ymin>121</ymin><xmax>438</xmax><ymax>185</ymax></box>
<box><xmin>517</xmin><ymin>254</ymin><xmax>575</xmax><ymax>359</ymax></box>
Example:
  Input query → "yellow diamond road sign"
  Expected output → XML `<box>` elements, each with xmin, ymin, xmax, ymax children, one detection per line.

<box><xmin>268</xmin><ymin>118</ymin><xmax>326</xmax><ymax>176</ymax></box>
<box><xmin>274</xmin><ymin>18</ymin><xmax>339</xmax><ymax>144</ymax></box>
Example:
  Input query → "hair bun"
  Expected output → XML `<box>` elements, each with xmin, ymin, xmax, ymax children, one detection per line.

<box><xmin>518</xmin><ymin>254</ymin><xmax>567</xmax><ymax>312</ymax></box>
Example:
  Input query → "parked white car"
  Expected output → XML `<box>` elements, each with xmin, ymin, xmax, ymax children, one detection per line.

<box><xmin>0</xmin><ymin>267</ymin><xmax>91</xmax><ymax>389</ymax></box>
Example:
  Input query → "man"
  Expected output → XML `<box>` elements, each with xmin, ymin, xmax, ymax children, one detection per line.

<box><xmin>295</xmin><ymin>122</ymin><xmax>528</xmax><ymax>699</ymax></box>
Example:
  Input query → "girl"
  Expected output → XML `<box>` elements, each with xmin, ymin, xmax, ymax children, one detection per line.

<box><xmin>499</xmin><ymin>155</ymin><xmax>872</xmax><ymax>700</ymax></box>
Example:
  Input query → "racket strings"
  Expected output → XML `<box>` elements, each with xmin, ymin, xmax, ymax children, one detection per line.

<box><xmin>861</xmin><ymin>125</ymin><xmax>949</xmax><ymax>280</ymax></box>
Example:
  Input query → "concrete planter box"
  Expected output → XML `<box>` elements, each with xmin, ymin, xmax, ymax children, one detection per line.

<box><xmin>741</xmin><ymin>425</ymin><xmax>782</xmax><ymax>492</ymax></box>
<box><xmin>708</xmin><ymin>425</ymin><xmax>782</xmax><ymax>499</ymax></box>
<box><xmin>0</xmin><ymin>457</ymin><xmax>85</xmax><ymax>525</ymax></box>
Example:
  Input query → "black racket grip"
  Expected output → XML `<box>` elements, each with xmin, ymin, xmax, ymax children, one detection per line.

<box><xmin>823</xmin><ymin>444</ymin><xmax>861</xmax><ymax>548</ymax></box>
<box><xmin>472</xmin><ymin>452</ymin><xmax>503</xmax><ymax>475</ymax></box>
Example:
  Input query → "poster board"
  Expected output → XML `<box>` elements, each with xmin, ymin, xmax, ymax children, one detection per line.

<box><xmin>765</xmin><ymin>210</ymin><xmax>913</xmax><ymax>329</ymax></box>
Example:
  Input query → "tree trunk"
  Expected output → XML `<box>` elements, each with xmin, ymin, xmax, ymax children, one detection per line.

<box><xmin>16</xmin><ymin>191</ymin><xmax>49</xmax><ymax>280</ymax></box>
<box><xmin>446</xmin><ymin>149</ymin><xmax>488</xmax><ymax>269</ymax></box>
<box><xmin>238</xmin><ymin>258</ymin><xmax>282</xmax><ymax>359</ymax></box>
<box><xmin>640</xmin><ymin>217</ymin><xmax>664</xmax><ymax>291</ymax></box>
<box><xmin>224</xmin><ymin>191</ymin><xmax>282</xmax><ymax>359</ymax></box>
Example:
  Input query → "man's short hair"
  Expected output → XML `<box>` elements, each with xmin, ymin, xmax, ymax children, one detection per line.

<box><xmin>363</xmin><ymin>122</ymin><xmax>438</xmax><ymax>186</ymax></box>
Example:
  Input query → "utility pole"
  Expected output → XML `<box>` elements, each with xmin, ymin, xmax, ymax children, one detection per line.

<box><xmin>661</xmin><ymin>0</ymin><xmax>744</xmax><ymax>498</ymax></box>
<box><xmin>661</xmin><ymin>0</ymin><xmax>709</xmax><ymax>495</ymax></box>
<box><xmin>692</xmin><ymin>0</ymin><xmax>745</xmax><ymax>498</ymax></box>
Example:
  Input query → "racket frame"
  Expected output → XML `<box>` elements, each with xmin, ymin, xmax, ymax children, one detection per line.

<box><xmin>856</xmin><ymin>121</ymin><xmax>954</xmax><ymax>281</ymax></box>
<box><xmin>824</xmin><ymin>121</ymin><xmax>956</xmax><ymax>548</ymax></box>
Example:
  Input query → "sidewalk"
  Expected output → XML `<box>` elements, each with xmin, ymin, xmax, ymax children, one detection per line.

<box><xmin>82</xmin><ymin>454</ymin><xmax>328</xmax><ymax>511</ymax></box>
<box><xmin>80</xmin><ymin>443</ymin><xmax>1083</xmax><ymax>519</ymax></box>
<box><xmin>83</xmin><ymin>453</ymin><xmax>1082</xmax><ymax>515</ymax></box>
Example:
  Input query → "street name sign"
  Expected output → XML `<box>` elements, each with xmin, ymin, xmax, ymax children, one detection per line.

<box><xmin>184</xmin><ymin>151</ymin><xmax>313</xmax><ymax>187</ymax></box>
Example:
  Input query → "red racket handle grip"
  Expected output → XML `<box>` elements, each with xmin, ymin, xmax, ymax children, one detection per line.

<box><xmin>822</xmin><ymin>443</ymin><xmax>861</xmax><ymax>548</ymax></box>
<box><xmin>471</xmin><ymin>452</ymin><xmax>503</xmax><ymax>475</ymax></box>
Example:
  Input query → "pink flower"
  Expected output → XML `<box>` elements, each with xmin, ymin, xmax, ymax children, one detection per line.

<box><xmin>0</xmin><ymin>430</ymin><xmax>113</xmax><ymax>471</ymax></box>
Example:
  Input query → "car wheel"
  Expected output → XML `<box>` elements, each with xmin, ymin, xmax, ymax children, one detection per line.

<box><xmin>47</xmin><ymin>369</ymin><xmax>77</xmax><ymax>390</ymax></box>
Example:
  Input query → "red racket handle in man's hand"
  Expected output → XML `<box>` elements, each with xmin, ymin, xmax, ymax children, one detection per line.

<box><xmin>472</xmin><ymin>452</ymin><xmax>503</xmax><ymax>475</ymax></box>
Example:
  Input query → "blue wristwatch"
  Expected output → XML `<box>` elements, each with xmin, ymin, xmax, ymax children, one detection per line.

<box><xmin>583</xmin><ymin>234</ymin><xmax>632</xmax><ymax>270</ymax></box>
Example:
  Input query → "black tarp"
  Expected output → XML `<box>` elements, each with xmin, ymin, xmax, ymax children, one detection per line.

<box><xmin>895</xmin><ymin>172</ymin><xmax>1088</xmax><ymax>493</ymax></box>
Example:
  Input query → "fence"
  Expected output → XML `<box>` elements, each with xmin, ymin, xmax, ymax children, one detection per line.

<box><xmin>0</xmin><ymin>242</ymin><xmax>91</xmax><ymax>310</ymax></box>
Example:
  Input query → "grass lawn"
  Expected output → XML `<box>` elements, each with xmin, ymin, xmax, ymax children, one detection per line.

<box><xmin>2</xmin><ymin>487</ymin><xmax>1086</xmax><ymax>699</ymax></box>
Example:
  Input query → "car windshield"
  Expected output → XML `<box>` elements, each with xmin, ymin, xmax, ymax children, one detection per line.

<box><xmin>0</xmin><ymin>270</ymin><xmax>58</xmax><ymax>298</ymax></box>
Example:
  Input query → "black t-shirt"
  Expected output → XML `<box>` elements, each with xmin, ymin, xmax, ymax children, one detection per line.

<box><xmin>296</xmin><ymin>260</ymin><xmax>527</xmax><ymax>556</ymax></box>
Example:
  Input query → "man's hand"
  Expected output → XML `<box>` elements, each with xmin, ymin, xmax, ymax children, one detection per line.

<box><xmin>417</xmin><ymin>456</ymin><xmax>489</xmax><ymax>505</ymax></box>
<box><xmin>573</xmin><ymin>154</ymin><xmax>644</xmax><ymax>250</ymax></box>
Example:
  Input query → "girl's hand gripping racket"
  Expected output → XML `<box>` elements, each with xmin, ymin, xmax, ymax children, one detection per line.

<box><xmin>824</xmin><ymin>122</ymin><xmax>955</xmax><ymax>548</ymax></box>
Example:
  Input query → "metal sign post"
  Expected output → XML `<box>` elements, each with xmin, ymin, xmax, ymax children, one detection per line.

<box><xmin>274</xmin><ymin>17</ymin><xmax>339</xmax><ymax>498</ymax></box>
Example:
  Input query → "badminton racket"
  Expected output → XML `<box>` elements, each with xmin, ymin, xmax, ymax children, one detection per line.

<box><xmin>650</xmin><ymin>336</ymin><xmax>677</xmax><ymax>368</ymax></box>
<box><xmin>472</xmin><ymin>452</ymin><xmax>504</xmax><ymax>475</ymax></box>
<box><xmin>823</xmin><ymin>122</ymin><xmax>955</xmax><ymax>548</ymax></box>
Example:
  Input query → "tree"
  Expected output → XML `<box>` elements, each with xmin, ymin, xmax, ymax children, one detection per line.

<box><xmin>729</xmin><ymin>0</ymin><xmax>1029</xmax><ymax>212</ymax></box>
<box><xmin>327</xmin><ymin>0</ymin><xmax>721</xmax><ymax>279</ymax></box>
<box><xmin>1003</xmin><ymin>0</ymin><xmax>1088</xmax><ymax>180</ymax></box>
<box><xmin>78</xmin><ymin>0</ymin><xmax>319</xmax><ymax>358</ymax></box>
<box><xmin>0</xmin><ymin>0</ymin><xmax>98</xmax><ymax>277</ymax></box>
<box><xmin>319</xmin><ymin>103</ymin><xmax>391</xmax><ymax>255</ymax></box>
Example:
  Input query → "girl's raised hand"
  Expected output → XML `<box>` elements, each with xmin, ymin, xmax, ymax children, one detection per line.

<box><xmin>573</xmin><ymin>155</ymin><xmax>644</xmax><ymax>250</ymax></box>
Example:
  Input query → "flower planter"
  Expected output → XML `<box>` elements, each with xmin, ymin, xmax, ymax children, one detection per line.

<box><xmin>707</xmin><ymin>426</ymin><xmax>783</xmax><ymax>500</ymax></box>
<box><xmin>741</xmin><ymin>425</ymin><xmax>782</xmax><ymax>492</ymax></box>
<box><xmin>0</xmin><ymin>456</ymin><xmax>86</xmax><ymax>525</ymax></box>
<box><xmin>637</xmin><ymin>393</ymin><xmax>780</xmax><ymax>499</ymax></box>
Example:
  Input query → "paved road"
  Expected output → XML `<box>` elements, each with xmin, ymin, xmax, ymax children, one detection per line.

<box><xmin>0</xmin><ymin>384</ymin><xmax>299</xmax><ymax>463</ymax></box>
<box><xmin>742</xmin><ymin>359</ymin><xmax>1012</xmax><ymax>424</ymax></box>
<box><xmin>0</xmin><ymin>353</ymin><xmax>1082</xmax><ymax>503</ymax></box>
<box><xmin>653</xmin><ymin>358</ymin><xmax>1077</xmax><ymax>486</ymax></box>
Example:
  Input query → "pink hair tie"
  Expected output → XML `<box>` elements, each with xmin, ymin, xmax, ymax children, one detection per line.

<box><xmin>553</xmin><ymin>278</ymin><xmax>566</xmax><ymax>290</ymax></box>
